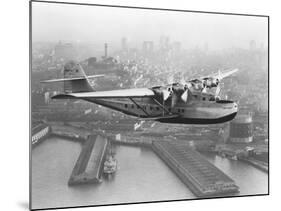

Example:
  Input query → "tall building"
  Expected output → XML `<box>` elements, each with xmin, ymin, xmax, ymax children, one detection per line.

<box><xmin>104</xmin><ymin>43</ymin><xmax>108</xmax><ymax>58</ymax></box>
<box><xmin>159</xmin><ymin>36</ymin><xmax>170</xmax><ymax>51</ymax></box>
<box><xmin>249</xmin><ymin>40</ymin><xmax>257</xmax><ymax>51</ymax></box>
<box><xmin>121</xmin><ymin>37</ymin><xmax>128</xmax><ymax>51</ymax></box>
<box><xmin>142</xmin><ymin>41</ymin><xmax>154</xmax><ymax>53</ymax></box>
<box><xmin>229</xmin><ymin>114</ymin><xmax>253</xmax><ymax>143</ymax></box>
<box><xmin>54</xmin><ymin>41</ymin><xmax>77</xmax><ymax>61</ymax></box>
<box><xmin>172</xmin><ymin>41</ymin><xmax>182</xmax><ymax>53</ymax></box>
<box><xmin>87</xmin><ymin>57</ymin><xmax>97</xmax><ymax>66</ymax></box>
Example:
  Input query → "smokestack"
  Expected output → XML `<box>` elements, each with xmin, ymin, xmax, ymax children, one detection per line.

<box><xmin>104</xmin><ymin>43</ymin><xmax>108</xmax><ymax>58</ymax></box>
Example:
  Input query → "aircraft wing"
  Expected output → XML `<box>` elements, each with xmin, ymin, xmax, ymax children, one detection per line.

<box><xmin>52</xmin><ymin>88</ymin><xmax>155</xmax><ymax>99</ymax></box>
<box><xmin>206</xmin><ymin>68</ymin><xmax>239</xmax><ymax>80</ymax></box>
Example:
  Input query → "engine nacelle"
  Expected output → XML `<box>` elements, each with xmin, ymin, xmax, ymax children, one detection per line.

<box><xmin>203</xmin><ymin>77</ymin><xmax>219</xmax><ymax>88</ymax></box>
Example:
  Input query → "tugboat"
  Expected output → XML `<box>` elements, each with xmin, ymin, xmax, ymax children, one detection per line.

<box><xmin>103</xmin><ymin>155</ymin><xmax>117</xmax><ymax>175</ymax></box>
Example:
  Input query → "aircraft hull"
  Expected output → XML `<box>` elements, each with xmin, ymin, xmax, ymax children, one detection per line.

<box><xmin>83</xmin><ymin>98</ymin><xmax>238</xmax><ymax>125</ymax></box>
<box><xmin>157</xmin><ymin>112</ymin><xmax>237</xmax><ymax>124</ymax></box>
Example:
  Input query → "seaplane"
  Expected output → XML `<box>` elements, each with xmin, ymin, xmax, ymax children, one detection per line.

<box><xmin>42</xmin><ymin>61</ymin><xmax>239</xmax><ymax>124</ymax></box>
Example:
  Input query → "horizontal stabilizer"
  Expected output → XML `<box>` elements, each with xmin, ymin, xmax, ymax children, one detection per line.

<box><xmin>52</xmin><ymin>94</ymin><xmax>77</xmax><ymax>99</ymax></box>
<box><xmin>41</xmin><ymin>74</ymin><xmax>104</xmax><ymax>83</ymax></box>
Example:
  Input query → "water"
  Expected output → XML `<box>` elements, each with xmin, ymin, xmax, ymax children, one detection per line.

<box><xmin>31</xmin><ymin>138</ymin><xmax>193</xmax><ymax>209</ymax></box>
<box><xmin>202</xmin><ymin>152</ymin><xmax>268</xmax><ymax>196</ymax></box>
<box><xmin>31</xmin><ymin>138</ymin><xmax>268</xmax><ymax>210</ymax></box>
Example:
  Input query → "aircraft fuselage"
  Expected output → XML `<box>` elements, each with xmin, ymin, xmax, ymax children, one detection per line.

<box><xmin>82</xmin><ymin>96</ymin><xmax>238</xmax><ymax>124</ymax></box>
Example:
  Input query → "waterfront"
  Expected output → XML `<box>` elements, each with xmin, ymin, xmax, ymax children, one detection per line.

<box><xmin>202</xmin><ymin>153</ymin><xmax>268</xmax><ymax>195</ymax></box>
<box><xmin>31</xmin><ymin>138</ymin><xmax>193</xmax><ymax>209</ymax></box>
<box><xmin>31</xmin><ymin>138</ymin><xmax>268</xmax><ymax>209</ymax></box>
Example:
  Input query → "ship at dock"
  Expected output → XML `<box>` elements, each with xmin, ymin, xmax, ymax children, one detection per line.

<box><xmin>103</xmin><ymin>155</ymin><xmax>117</xmax><ymax>175</ymax></box>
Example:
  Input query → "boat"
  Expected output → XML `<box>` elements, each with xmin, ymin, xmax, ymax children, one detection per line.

<box><xmin>103</xmin><ymin>155</ymin><xmax>117</xmax><ymax>174</ymax></box>
<box><xmin>230</xmin><ymin>155</ymin><xmax>238</xmax><ymax>160</ymax></box>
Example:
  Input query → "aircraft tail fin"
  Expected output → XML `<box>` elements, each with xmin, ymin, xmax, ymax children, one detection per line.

<box><xmin>41</xmin><ymin>61</ymin><xmax>103</xmax><ymax>93</ymax></box>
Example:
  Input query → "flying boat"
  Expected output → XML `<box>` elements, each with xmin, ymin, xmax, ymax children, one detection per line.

<box><xmin>41</xmin><ymin>61</ymin><xmax>239</xmax><ymax>124</ymax></box>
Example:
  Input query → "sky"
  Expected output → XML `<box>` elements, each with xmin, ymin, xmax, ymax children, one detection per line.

<box><xmin>32</xmin><ymin>2</ymin><xmax>268</xmax><ymax>50</ymax></box>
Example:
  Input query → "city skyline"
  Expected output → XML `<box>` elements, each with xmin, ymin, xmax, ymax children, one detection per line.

<box><xmin>32</xmin><ymin>2</ymin><xmax>268</xmax><ymax>50</ymax></box>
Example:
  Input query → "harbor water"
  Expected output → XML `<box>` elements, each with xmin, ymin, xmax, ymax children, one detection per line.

<box><xmin>202</xmin><ymin>152</ymin><xmax>268</xmax><ymax>196</ymax></box>
<box><xmin>31</xmin><ymin>137</ymin><xmax>268</xmax><ymax>209</ymax></box>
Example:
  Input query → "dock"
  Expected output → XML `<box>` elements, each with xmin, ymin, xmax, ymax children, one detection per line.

<box><xmin>152</xmin><ymin>141</ymin><xmax>239</xmax><ymax>197</ymax></box>
<box><xmin>31</xmin><ymin>123</ymin><xmax>51</xmax><ymax>147</ymax></box>
<box><xmin>51</xmin><ymin>124</ymin><xmax>91</xmax><ymax>142</ymax></box>
<box><xmin>109</xmin><ymin>133</ymin><xmax>153</xmax><ymax>147</ymax></box>
<box><xmin>239</xmin><ymin>157</ymin><xmax>268</xmax><ymax>172</ymax></box>
<box><xmin>68</xmin><ymin>135</ymin><xmax>108</xmax><ymax>186</ymax></box>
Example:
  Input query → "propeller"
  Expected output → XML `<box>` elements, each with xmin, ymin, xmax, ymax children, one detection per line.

<box><xmin>162</xmin><ymin>89</ymin><xmax>171</xmax><ymax>101</ymax></box>
<box><xmin>214</xmin><ymin>83</ymin><xmax>221</xmax><ymax>100</ymax></box>
<box><xmin>201</xmin><ymin>85</ymin><xmax>207</xmax><ymax>93</ymax></box>
<box><xmin>179</xmin><ymin>76</ymin><xmax>192</xmax><ymax>103</ymax></box>
<box><xmin>169</xmin><ymin>83</ymin><xmax>189</xmax><ymax>107</ymax></box>
<box><xmin>215</xmin><ymin>84</ymin><xmax>221</xmax><ymax>96</ymax></box>
<box><xmin>181</xmin><ymin>89</ymin><xmax>189</xmax><ymax>103</ymax></box>
<box><xmin>153</xmin><ymin>75</ymin><xmax>192</xmax><ymax>108</ymax></box>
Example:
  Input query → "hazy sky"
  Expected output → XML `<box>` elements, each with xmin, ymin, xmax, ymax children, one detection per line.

<box><xmin>32</xmin><ymin>2</ymin><xmax>268</xmax><ymax>50</ymax></box>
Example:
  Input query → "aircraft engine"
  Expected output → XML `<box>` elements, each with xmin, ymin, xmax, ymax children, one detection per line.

<box><xmin>203</xmin><ymin>77</ymin><xmax>219</xmax><ymax>88</ymax></box>
<box><xmin>152</xmin><ymin>83</ymin><xmax>189</xmax><ymax>108</ymax></box>
<box><xmin>151</xmin><ymin>86</ymin><xmax>172</xmax><ymax>102</ymax></box>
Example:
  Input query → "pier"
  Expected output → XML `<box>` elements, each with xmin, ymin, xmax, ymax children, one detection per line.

<box><xmin>110</xmin><ymin>133</ymin><xmax>153</xmax><ymax>147</ymax></box>
<box><xmin>31</xmin><ymin>123</ymin><xmax>51</xmax><ymax>147</ymax></box>
<box><xmin>239</xmin><ymin>157</ymin><xmax>268</xmax><ymax>172</ymax></box>
<box><xmin>32</xmin><ymin>123</ymin><xmax>242</xmax><ymax>195</ymax></box>
<box><xmin>152</xmin><ymin>141</ymin><xmax>239</xmax><ymax>197</ymax></box>
<box><xmin>51</xmin><ymin>124</ymin><xmax>91</xmax><ymax>142</ymax></box>
<box><xmin>68</xmin><ymin>135</ymin><xmax>108</xmax><ymax>186</ymax></box>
